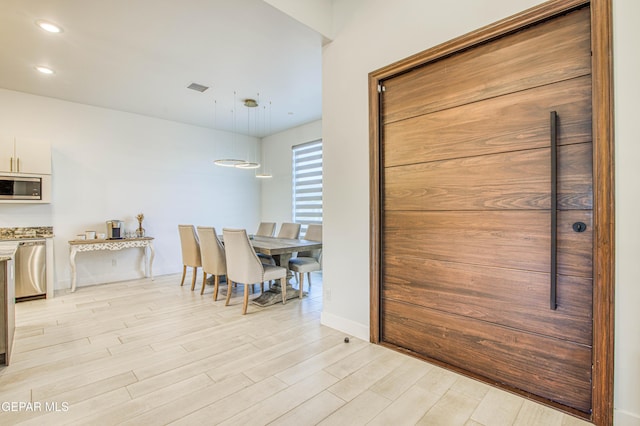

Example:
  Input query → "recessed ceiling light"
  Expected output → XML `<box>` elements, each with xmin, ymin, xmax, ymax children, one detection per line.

<box><xmin>36</xmin><ymin>20</ymin><xmax>63</xmax><ymax>33</ymax></box>
<box><xmin>35</xmin><ymin>66</ymin><xmax>55</xmax><ymax>75</ymax></box>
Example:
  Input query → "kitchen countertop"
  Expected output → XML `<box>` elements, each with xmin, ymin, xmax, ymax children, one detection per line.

<box><xmin>0</xmin><ymin>237</ymin><xmax>52</xmax><ymax>242</ymax></box>
<box><xmin>0</xmin><ymin>226</ymin><xmax>54</xmax><ymax>240</ymax></box>
<box><xmin>0</xmin><ymin>241</ymin><xmax>19</xmax><ymax>262</ymax></box>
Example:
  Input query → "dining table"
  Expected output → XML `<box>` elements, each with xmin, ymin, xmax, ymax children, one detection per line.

<box><xmin>235</xmin><ymin>235</ymin><xmax>322</xmax><ymax>307</ymax></box>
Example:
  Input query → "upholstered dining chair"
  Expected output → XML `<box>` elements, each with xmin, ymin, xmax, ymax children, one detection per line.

<box><xmin>289</xmin><ymin>224</ymin><xmax>322</xmax><ymax>298</ymax></box>
<box><xmin>223</xmin><ymin>228</ymin><xmax>287</xmax><ymax>314</ymax></box>
<box><xmin>255</xmin><ymin>222</ymin><xmax>276</xmax><ymax>237</ymax></box>
<box><xmin>178</xmin><ymin>224</ymin><xmax>202</xmax><ymax>291</ymax></box>
<box><xmin>196</xmin><ymin>226</ymin><xmax>226</xmax><ymax>300</ymax></box>
<box><xmin>254</xmin><ymin>222</ymin><xmax>277</xmax><ymax>286</ymax></box>
<box><xmin>259</xmin><ymin>222</ymin><xmax>301</xmax><ymax>265</ymax></box>
<box><xmin>277</xmin><ymin>222</ymin><xmax>301</xmax><ymax>239</ymax></box>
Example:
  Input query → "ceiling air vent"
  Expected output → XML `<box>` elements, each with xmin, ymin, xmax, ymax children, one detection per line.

<box><xmin>187</xmin><ymin>82</ymin><xmax>209</xmax><ymax>93</ymax></box>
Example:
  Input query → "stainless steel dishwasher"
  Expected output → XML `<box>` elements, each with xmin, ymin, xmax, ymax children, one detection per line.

<box><xmin>15</xmin><ymin>240</ymin><xmax>46</xmax><ymax>301</ymax></box>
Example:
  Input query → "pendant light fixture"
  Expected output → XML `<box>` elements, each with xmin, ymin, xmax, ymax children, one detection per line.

<box><xmin>214</xmin><ymin>91</ymin><xmax>250</xmax><ymax>167</ymax></box>
<box><xmin>202</xmin><ymin>85</ymin><xmax>272</xmax><ymax>170</ymax></box>
<box><xmin>256</xmin><ymin>102</ymin><xmax>273</xmax><ymax>179</ymax></box>
<box><xmin>234</xmin><ymin>97</ymin><xmax>260</xmax><ymax>169</ymax></box>
<box><xmin>235</xmin><ymin>161</ymin><xmax>260</xmax><ymax>169</ymax></box>
<box><xmin>214</xmin><ymin>92</ymin><xmax>266</xmax><ymax>169</ymax></box>
<box><xmin>214</xmin><ymin>158</ymin><xmax>246</xmax><ymax>167</ymax></box>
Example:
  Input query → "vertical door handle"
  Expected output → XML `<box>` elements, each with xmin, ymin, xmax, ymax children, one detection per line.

<box><xmin>550</xmin><ymin>111</ymin><xmax>558</xmax><ymax>310</ymax></box>
<box><xmin>10</xmin><ymin>157</ymin><xmax>14</xmax><ymax>172</ymax></box>
<box><xmin>16</xmin><ymin>157</ymin><xmax>20</xmax><ymax>172</ymax></box>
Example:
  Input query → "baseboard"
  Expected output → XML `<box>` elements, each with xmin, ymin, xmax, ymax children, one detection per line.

<box><xmin>615</xmin><ymin>409</ymin><xmax>640</xmax><ymax>426</ymax></box>
<box><xmin>320</xmin><ymin>311</ymin><xmax>369</xmax><ymax>341</ymax></box>
<box><xmin>54</xmin><ymin>267</ymin><xmax>178</xmax><ymax>292</ymax></box>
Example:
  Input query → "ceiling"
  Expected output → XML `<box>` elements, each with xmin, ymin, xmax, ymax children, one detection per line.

<box><xmin>0</xmin><ymin>0</ymin><xmax>323</xmax><ymax>138</ymax></box>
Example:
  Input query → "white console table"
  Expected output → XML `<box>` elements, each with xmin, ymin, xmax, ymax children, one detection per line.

<box><xmin>69</xmin><ymin>237</ymin><xmax>155</xmax><ymax>292</ymax></box>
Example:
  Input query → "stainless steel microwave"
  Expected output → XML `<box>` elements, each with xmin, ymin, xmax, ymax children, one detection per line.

<box><xmin>0</xmin><ymin>175</ymin><xmax>42</xmax><ymax>200</ymax></box>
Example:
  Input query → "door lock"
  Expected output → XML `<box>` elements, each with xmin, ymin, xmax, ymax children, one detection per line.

<box><xmin>572</xmin><ymin>222</ymin><xmax>587</xmax><ymax>233</ymax></box>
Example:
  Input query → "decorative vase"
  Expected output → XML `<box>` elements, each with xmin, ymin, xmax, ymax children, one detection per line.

<box><xmin>136</xmin><ymin>213</ymin><xmax>145</xmax><ymax>238</ymax></box>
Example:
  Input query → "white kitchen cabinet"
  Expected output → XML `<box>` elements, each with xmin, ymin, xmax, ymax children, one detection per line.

<box><xmin>0</xmin><ymin>137</ymin><xmax>51</xmax><ymax>175</ymax></box>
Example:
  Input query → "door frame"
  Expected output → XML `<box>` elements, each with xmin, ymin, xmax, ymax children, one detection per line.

<box><xmin>368</xmin><ymin>0</ymin><xmax>614</xmax><ymax>424</ymax></box>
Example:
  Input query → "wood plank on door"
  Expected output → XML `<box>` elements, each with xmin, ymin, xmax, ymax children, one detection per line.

<box><xmin>382</xmin><ymin>255</ymin><xmax>593</xmax><ymax>344</ymax></box>
<box><xmin>383</xmin><ymin>76</ymin><xmax>592</xmax><ymax>167</ymax></box>
<box><xmin>384</xmin><ymin>143</ymin><xmax>593</xmax><ymax>211</ymax></box>
<box><xmin>382</xmin><ymin>299</ymin><xmax>593</xmax><ymax>412</ymax></box>
<box><xmin>382</xmin><ymin>8</ymin><xmax>591</xmax><ymax>124</ymax></box>
<box><xmin>384</xmin><ymin>210</ymin><xmax>592</xmax><ymax>277</ymax></box>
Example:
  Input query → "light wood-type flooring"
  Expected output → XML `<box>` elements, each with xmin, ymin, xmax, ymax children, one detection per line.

<box><xmin>0</xmin><ymin>272</ymin><xmax>591</xmax><ymax>425</ymax></box>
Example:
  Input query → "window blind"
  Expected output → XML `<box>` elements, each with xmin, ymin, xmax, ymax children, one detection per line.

<box><xmin>292</xmin><ymin>140</ymin><xmax>322</xmax><ymax>235</ymax></box>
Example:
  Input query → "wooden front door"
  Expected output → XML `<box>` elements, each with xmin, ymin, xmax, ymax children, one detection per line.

<box><xmin>378</xmin><ymin>6</ymin><xmax>594</xmax><ymax>414</ymax></box>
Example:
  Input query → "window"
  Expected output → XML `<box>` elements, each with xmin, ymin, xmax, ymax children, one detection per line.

<box><xmin>292</xmin><ymin>140</ymin><xmax>322</xmax><ymax>234</ymax></box>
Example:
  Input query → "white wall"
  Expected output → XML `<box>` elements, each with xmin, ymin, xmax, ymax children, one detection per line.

<box><xmin>322</xmin><ymin>0</ymin><xmax>639</xmax><ymax>423</ymax></box>
<box><xmin>0</xmin><ymin>88</ymin><xmax>261</xmax><ymax>291</ymax></box>
<box><xmin>260</xmin><ymin>120</ymin><xmax>322</xmax><ymax>227</ymax></box>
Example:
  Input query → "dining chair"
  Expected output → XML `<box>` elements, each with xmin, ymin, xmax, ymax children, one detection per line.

<box><xmin>254</xmin><ymin>222</ymin><xmax>277</xmax><ymax>283</ymax></box>
<box><xmin>255</xmin><ymin>222</ymin><xmax>276</xmax><ymax>237</ymax></box>
<box><xmin>259</xmin><ymin>222</ymin><xmax>301</xmax><ymax>265</ymax></box>
<box><xmin>223</xmin><ymin>228</ymin><xmax>288</xmax><ymax>314</ymax></box>
<box><xmin>178</xmin><ymin>224</ymin><xmax>202</xmax><ymax>291</ymax></box>
<box><xmin>277</xmin><ymin>222</ymin><xmax>301</xmax><ymax>239</ymax></box>
<box><xmin>289</xmin><ymin>224</ymin><xmax>322</xmax><ymax>298</ymax></box>
<box><xmin>196</xmin><ymin>226</ymin><xmax>226</xmax><ymax>300</ymax></box>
